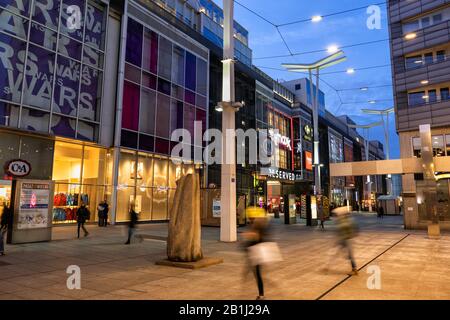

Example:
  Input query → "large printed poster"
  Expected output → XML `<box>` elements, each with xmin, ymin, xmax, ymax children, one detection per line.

<box><xmin>0</xmin><ymin>0</ymin><xmax>106</xmax><ymax>140</ymax></box>
<box><xmin>18</xmin><ymin>182</ymin><xmax>51</xmax><ymax>229</ymax></box>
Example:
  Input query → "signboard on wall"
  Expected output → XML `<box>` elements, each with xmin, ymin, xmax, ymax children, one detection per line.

<box><xmin>212</xmin><ymin>199</ymin><xmax>221</xmax><ymax>218</ymax></box>
<box><xmin>17</xmin><ymin>182</ymin><xmax>51</xmax><ymax>229</ymax></box>
<box><xmin>4</xmin><ymin>159</ymin><xmax>32</xmax><ymax>178</ymax></box>
<box><xmin>304</xmin><ymin>151</ymin><xmax>313</xmax><ymax>171</ymax></box>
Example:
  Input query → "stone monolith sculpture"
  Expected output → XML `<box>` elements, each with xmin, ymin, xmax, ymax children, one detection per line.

<box><xmin>167</xmin><ymin>172</ymin><xmax>203</xmax><ymax>262</ymax></box>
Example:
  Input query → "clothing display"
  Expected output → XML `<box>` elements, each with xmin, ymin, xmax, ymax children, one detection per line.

<box><xmin>52</xmin><ymin>192</ymin><xmax>90</xmax><ymax>223</ymax></box>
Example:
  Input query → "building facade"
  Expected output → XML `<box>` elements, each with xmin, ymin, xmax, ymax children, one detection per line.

<box><xmin>388</xmin><ymin>0</ymin><xmax>450</xmax><ymax>228</ymax></box>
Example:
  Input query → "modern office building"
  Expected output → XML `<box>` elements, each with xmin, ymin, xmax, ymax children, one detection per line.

<box><xmin>388</xmin><ymin>0</ymin><xmax>450</xmax><ymax>228</ymax></box>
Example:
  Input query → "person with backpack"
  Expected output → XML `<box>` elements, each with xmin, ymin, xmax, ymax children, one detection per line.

<box><xmin>76</xmin><ymin>201</ymin><xmax>90</xmax><ymax>238</ymax></box>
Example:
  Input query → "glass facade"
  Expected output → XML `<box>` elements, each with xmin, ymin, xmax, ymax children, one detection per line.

<box><xmin>121</xmin><ymin>17</ymin><xmax>208</xmax><ymax>155</ymax></box>
<box><xmin>0</xmin><ymin>0</ymin><xmax>108</xmax><ymax>141</ymax></box>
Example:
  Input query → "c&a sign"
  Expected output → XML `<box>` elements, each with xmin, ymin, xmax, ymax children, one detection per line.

<box><xmin>4</xmin><ymin>159</ymin><xmax>32</xmax><ymax>177</ymax></box>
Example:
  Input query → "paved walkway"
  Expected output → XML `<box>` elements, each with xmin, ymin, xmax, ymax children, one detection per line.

<box><xmin>0</xmin><ymin>214</ymin><xmax>449</xmax><ymax>300</ymax></box>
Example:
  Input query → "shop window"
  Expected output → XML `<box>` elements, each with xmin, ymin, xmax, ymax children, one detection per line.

<box><xmin>441</xmin><ymin>88</ymin><xmax>449</xmax><ymax>101</ymax></box>
<box><xmin>122</xmin><ymin>81</ymin><xmax>140</xmax><ymax>130</ymax></box>
<box><xmin>0</xmin><ymin>102</ymin><xmax>20</xmax><ymax>128</ymax></box>
<box><xmin>158</xmin><ymin>36</ymin><xmax>172</xmax><ymax>81</ymax></box>
<box><xmin>17</xmin><ymin>135</ymin><xmax>54</xmax><ymax>180</ymax></box>
<box><xmin>120</xmin><ymin>129</ymin><xmax>138</xmax><ymax>149</ymax></box>
<box><xmin>156</xmin><ymin>93</ymin><xmax>170</xmax><ymax>138</ymax></box>
<box><xmin>118</xmin><ymin>150</ymin><xmax>137</xmax><ymax>186</ymax></box>
<box><xmin>408</xmin><ymin>91</ymin><xmax>426</xmax><ymax>106</ymax></box>
<box><xmin>152</xmin><ymin>188</ymin><xmax>168</xmax><ymax>220</ymax></box>
<box><xmin>82</xmin><ymin>146</ymin><xmax>106</xmax><ymax>185</ymax></box>
<box><xmin>79</xmin><ymin>68</ymin><xmax>102</xmax><ymax>122</ymax></box>
<box><xmin>139</xmin><ymin>134</ymin><xmax>154</xmax><ymax>152</ymax></box>
<box><xmin>436</xmin><ymin>50</ymin><xmax>446</xmax><ymax>62</ymax></box>
<box><xmin>185</xmin><ymin>51</ymin><xmax>196</xmax><ymax>91</ymax></box>
<box><xmin>139</xmin><ymin>152</ymin><xmax>154</xmax><ymax>187</ymax></box>
<box><xmin>51</xmin><ymin>115</ymin><xmax>77</xmax><ymax>138</ymax></box>
<box><xmin>116</xmin><ymin>187</ymin><xmax>135</xmax><ymax>222</ymax></box>
<box><xmin>139</xmin><ymin>88</ymin><xmax>156</xmax><ymax>135</ymax></box>
<box><xmin>421</xmin><ymin>16</ymin><xmax>431</xmax><ymax>28</ymax></box>
<box><xmin>412</xmin><ymin>137</ymin><xmax>421</xmax><ymax>157</ymax></box>
<box><xmin>433</xmin><ymin>13</ymin><xmax>443</xmax><ymax>24</ymax></box>
<box><xmin>22</xmin><ymin>44</ymin><xmax>55</xmax><ymax>110</ymax></box>
<box><xmin>125</xmin><ymin>18</ymin><xmax>143</xmax><ymax>67</ymax></box>
<box><xmin>53</xmin><ymin>141</ymin><xmax>83</xmax><ymax>184</ymax></box>
<box><xmin>433</xmin><ymin>135</ymin><xmax>445</xmax><ymax>157</ymax></box>
<box><xmin>136</xmin><ymin>187</ymin><xmax>152</xmax><ymax>220</ymax></box>
<box><xmin>143</xmin><ymin>28</ymin><xmax>158</xmax><ymax>74</ymax></box>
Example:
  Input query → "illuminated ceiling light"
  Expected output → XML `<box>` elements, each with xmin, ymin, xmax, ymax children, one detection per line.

<box><xmin>421</xmin><ymin>80</ymin><xmax>429</xmax><ymax>85</ymax></box>
<box><xmin>360</xmin><ymin>87</ymin><xmax>368</xmax><ymax>91</ymax></box>
<box><xmin>405</xmin><ymin>33</ymin><xmax>417</xmax><ymax>40</ymax></box>
<box><xmin>327</xmin><ymin>45</ymin><xmax>339</xmax><ymax>54</ymax></box>
<box><xmin>346</xmin><ymin>68</ymin><xmax>355</xmax><ymax>74</ymax></box>
<box><xmin>215</xmin><ymin>105</ymin><xmax>223</xmax><ymax>112</ymax></box>
<box><xmin>422</xmin><ymin>95</ymin><xmax>429</xmax><ymax>99</ymax></box>
<box><xmin>414</xmin><ymin>60</ymin><xmax>423</xmax><ymax>64</ymax></box>
<box><xmin>311</xmin><ymin>15</ymin><xmax>323</xmax><ymax>23</ymax></box>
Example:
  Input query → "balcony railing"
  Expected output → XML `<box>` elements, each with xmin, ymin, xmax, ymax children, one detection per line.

<box><xmin>405</xmin><ymin>55</ymin><xmax>448</xmax><ymax>71</ymax></box>
<box><xmin>408</xmin><ymin>95</ymin><xmax>450</xmax><ymax>107</ymax></box>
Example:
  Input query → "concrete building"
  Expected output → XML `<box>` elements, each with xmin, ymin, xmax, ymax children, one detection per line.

<box><xmin>388</xmin><ymin>0</ymin><xmax>450</xmax><ymax>228</ymax></box>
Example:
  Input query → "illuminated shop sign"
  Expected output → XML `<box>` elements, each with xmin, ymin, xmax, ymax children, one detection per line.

<box><xmin>260</xmin><ymin>167</ymin><xmax>302</xmax><ymax>182</ymax></box>
<box><xmin>303</xmin><ymin>125</ymin><xmax>312</xmax><ymax>141</ymax></box>
<box><xmin>4</xmin><ymin>159</ymin><xmax>32</xmax><ymax>177</ymax></box>
<box><xmin>304</xmin><ymin>151</ymin><xmax>313</xmax><ymax>171</ymax></box>
<box><xmin>268</xmin><ymin>129</ymin><xmax>292</xmax><ymax>150</ymax></box>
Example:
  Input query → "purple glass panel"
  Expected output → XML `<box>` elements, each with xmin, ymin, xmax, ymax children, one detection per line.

<box><xmin>125</xmin><ymin>63</ymin><xmax>141</xmax><ymax>83</ymax></box>
<box><xmin>125</xmin><ymin>18</ymin><xmax>143</xmax><ymax>67</ymax></box>
<box><xmin>29</xmin><ymin>23</ymin><xmax>57</xmax><ymax>51</ymax></box>
<box><xmin>122</xmin><ymin>81</ymin><xmax>140</xmax><ymax>130</ymax></box>
<box><xmin>79</xmin><ymin>67</ymin><xmax>102</xmax><ymax>121</ymax></box>
<box><xmin>157</xmin><ymin>77</ymin><xmax>171</xmax><ymax>95</ymax></box>
<box><xmin>185</xmin><ymin>51</ymin><xmax>196</xmax><ymax>91</ymax></box>
<box><xmin>83</xmin><ymin>46</ymin><xmax>103</xmax><ymax>69</ymax></box>
<box><xmin>1</xmin><ymin>0</ymin><xmax>31</xmax><ymax>15</ymax></box>
<box><xmin>32</xmin><ymin>0</ymin><xmax>60</xmax><ymax>29</ymax></box>
<box><xmin>143</xmin><ymin>28</ymin><xmax>158</xmax><ymax>74</ymax></box>
<box><xmin>60</xmin><ymin>0</ymin><xmax>85</xmax><ymax>41</ymax></box>
<box><xmin>84</xmin><ymin>2</ymin><xmax>107</xmax><ymax>50</ymax></box>
<box><xmin>142</xmin><ymin>72</ymin><xmax>156</xmax><ymax>89</ymax></box>
<box><xmin>196</xmin><ymin>58</ymin><xmax>207</xmax><ymax>95</ymax></box>
<box><xmin>196</xmin><ymin>94</ymin><xmax>207</xmax><ymax>110</ymax></box>
<box><xmin>155</xmin><ymin>138</ymin><xmax>169</xmax><ymax>155</ymax></box>
<box><xmin>51</xmin><ymin>115</ymin><xmax>76</xmax><ymax>138</ymax></box>
<box><xmin>0</xmin><ymin>10</ymin><xmax>29</xmax><ymax>40</ymax></box>
<box><xmin>0</xmin><ymin>101</ymin><xmax>19</xmax><ymax>127</ymax></box>
<box><xmin>23</xmin><ymin>44</ymin><xmax>55</xmax><ymax>110</ymax></box>
<box><xmin>121</xmin><ymin>130</ymin><xmax>138</xmax><ymax>149</ymax></box>
<box><xmin>196</xmin><ymin>108</ymin><xmax>206</xmax><ymax>135</ymax></box>
<box><xmin>171</xmin><ymin>84</ymin><xmax>183</xmax><ymax>101</ymax></box>
<box><xmin>183</xmin><ymin>104</ymin><xmax>195</xmax><ymax>138</ymax></box>
<box><xmin>139</xmin><ymin>134</ymin><xmax>154</xmax><ymax>152</ymax></box>
<box><xmin>58</xmin><ymin>35</ymin><xmax>82</xmax><ymax>60</ymax></box>
<box><xmin>170</xmin><ymin>99</ymin><xmax>183</xmax><ymax>132</ymax></box>
<box><xmin>0</xmin><ymin>33</ymin><xmax>26</xmax><ymax>103</ymax></box>
<box><xmin>156</xmin><ymin>93</ymin><xmax>170</xmax><ymax>138</ymax></box>
<box><xmin>53</xmin><ymin>55</ymin><xmax>80</xmax><ymax>116</ymax></box>
<box><xmin>184</xmin><ymin>89</ymin><xmax>195</xmax><ymax>105</ymax></box>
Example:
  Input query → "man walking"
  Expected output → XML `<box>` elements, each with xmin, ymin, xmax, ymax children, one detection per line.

<box><xmin>125</xmin><ymin>202</ymin><xmax>138</xmax><ymax>245</ymax></box>
<box><xmin>0</xmin><ymin>203</ymin><xmax>12</xmax><ymax>256</ymax></box>
<box><xmin>76</xmin><ymin>201</ymin><xmax>90</xmax><ymax>238</ymax></box>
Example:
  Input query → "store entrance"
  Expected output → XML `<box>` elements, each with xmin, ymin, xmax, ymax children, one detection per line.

<box><xmin>0</xmin><ymin>179</ymin><xmax>12</xmax><ymax>216</ymax></box>
<box><xmin>267</xmin><ymin>181</ymin><xmax>285</xmax><ymax>219</ymax></box>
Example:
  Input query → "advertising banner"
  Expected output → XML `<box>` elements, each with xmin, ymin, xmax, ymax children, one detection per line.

<box><xmin>17</xmin><ymin>182</ymin><xmax>51</xmax><ymax>229</ymax></box>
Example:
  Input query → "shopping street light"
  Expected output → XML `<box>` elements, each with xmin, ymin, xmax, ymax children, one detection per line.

<box><xmin>361</xmin><ymin>107</ymin><xmax>395</xmax><ymax>194</ymax></box>
<box><xmin>348</xmin><ymin>121</ymin><xmax>383</xmax><ymax>212</ymax></box>
<box><xmin>282</xmin><ymin>50</ymin><xmax>347</xmax><ymax>209</ymax></box>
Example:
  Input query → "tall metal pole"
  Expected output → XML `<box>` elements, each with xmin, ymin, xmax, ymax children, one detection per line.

<box><xmin>220</xmin><ymin>0</ymin><xmax>237</xmax><ymax>242</ymax></box>
<box><xmin>314</xmin><ymin>68</ymin><xmax>321</xmax><ymax>196</ymax></box>
<box><xmin>364</xmin><ymin>128</ymin><xmax>373</xmax><ymax>212</ymax></box>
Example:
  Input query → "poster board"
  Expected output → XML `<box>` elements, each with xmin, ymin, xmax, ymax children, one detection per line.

<box><xmin>11</xmin><ymin>179</ymin><xmax>54</xmax><ymax>244</ymax></box>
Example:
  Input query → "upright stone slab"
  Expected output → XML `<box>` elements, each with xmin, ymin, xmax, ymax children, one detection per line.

<box><xmin>167</xmin><ymin>173</ymin><xmax>203</xmax><ymax>262</ymax></box>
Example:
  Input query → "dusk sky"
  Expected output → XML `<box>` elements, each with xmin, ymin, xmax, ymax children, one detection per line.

<box><xmin>219</xmin><ymin>0</ymin><xmax>398</xmax><ymax>158</ymax></box>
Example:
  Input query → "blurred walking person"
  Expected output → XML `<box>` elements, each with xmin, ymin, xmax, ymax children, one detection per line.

<box><xmin>125</xmin><ymin>202</ymin><xmax>139</xmax><ymax>245</ymax></box>
<box><xmin>97</xmin><ymin>199</ymin><xmax>109</xmax><ymax>227</ymax></box>
<box><xmin>243</xmin><ymin>207</ymin><xmax>282</xmax><ymax>300</ymax></box>
<box><xmin>324</xmin><ymin>207</ymin><xmax>358</xmax><ymax>275</ymax></box>
<box><xmin>0</xmin><ymin>203</ymin><xmax>12</xmax><ymax>256</ymax></box>
<box><xmin>76</xmin><ymin>201</ymin><xmax>90</xmax><ymax>238</ymax></box>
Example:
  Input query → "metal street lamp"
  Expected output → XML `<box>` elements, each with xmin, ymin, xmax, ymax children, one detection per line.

<box><xmin>282</xmin><ymin>51</ymin><xmax>347</xmax><ymax>202</ymax></box>
<box><xmin>219</xmin><ymin>0</ymin><xmax>243</xmax><ymax>242</ymax></box>
<box><xmin>348</xmin><ymin>121</ymin><xmax>383</xmax><ymax>212</ymax></box>
<box><xmin>361</xmin><ymin>107</ymin><xmax>395</xmax><ymax>194</ymax></box>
